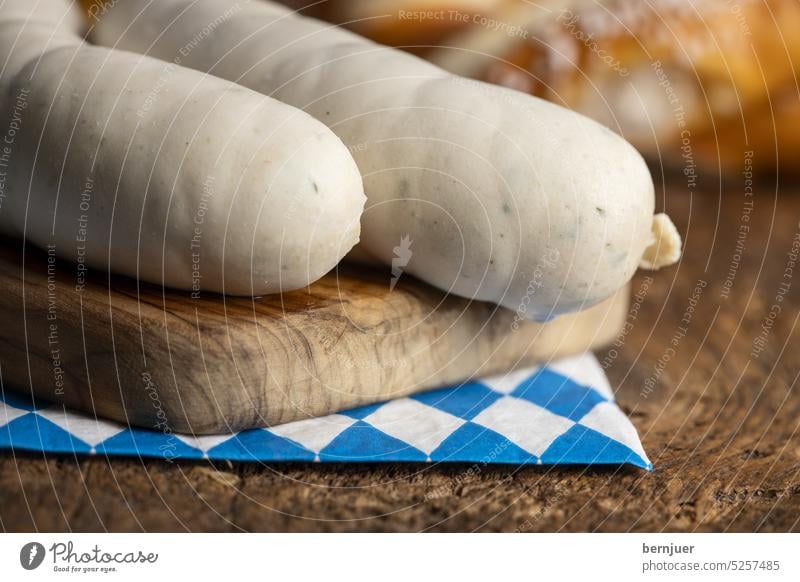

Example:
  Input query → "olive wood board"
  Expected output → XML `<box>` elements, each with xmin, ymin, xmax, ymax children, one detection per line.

<box><xmin>0</xmin><ymin>239</ymin><xmax>629</xmax><ymax>434</ymax></box>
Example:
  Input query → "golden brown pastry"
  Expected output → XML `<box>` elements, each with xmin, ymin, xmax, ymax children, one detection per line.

<box><xmin>281</xmin><ymin>0</ymin><xmax>504</xmax><ymax>53</ymax></box>
<box><xmin>299</xmin><ymin>0</ymin><xmax>799</xmax><ymax>173</ymax></box>
<box><xmin>432</xmin><ymin>0</ymin><xmax>800</xmax><ymax>173</ymax></box>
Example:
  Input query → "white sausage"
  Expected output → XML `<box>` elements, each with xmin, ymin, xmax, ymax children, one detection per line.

<box><xmin>94</xmin><ymin>0</ymin><xmax>681</xmax><ymax>319</ymax></box>
<box><xmin>0</xmin><ymin>0</ymin><xmax>365</xmax><ymax>296</ymax></box>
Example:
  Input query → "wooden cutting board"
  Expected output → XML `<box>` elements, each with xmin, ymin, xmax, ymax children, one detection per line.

<box><xmin>0</xmin><ymin>239</ymin><xmax>628</xmax><ymax>434</ymax></box>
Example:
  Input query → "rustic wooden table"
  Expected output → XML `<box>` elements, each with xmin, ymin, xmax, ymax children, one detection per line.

<box><xmin>2</xmin><ymin>174</ymin><xmax>798</xmax><ymax>532</ymax></box>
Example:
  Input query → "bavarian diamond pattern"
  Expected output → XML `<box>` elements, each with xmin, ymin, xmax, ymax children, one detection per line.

<box><xmin>269</xmin><ymin>414</ymin><xmax>357</xmax><ymax>454</ymax></box>
<box><xmin>359</xmin><ymin>398</ymin><xmax>465</xmax><ymax>456</ymax></box>
<box><xmin>0</xmin><ymin>399</ymin><xmax>28</xmax><ymax>426</ymax></box>
<box><xmin>35</xmin><ymin>407</ymin><xmax>126</xmax><ymax>449</ymax></box>
<box><xmin>471</xmin><ymin>396</ymin><xmax>576</xmax><ymax>458</ymax></box>
<box><xmin>0</xmin><ymin>353</ymin><xmax>652</xmax><ymax>469</ymax></box>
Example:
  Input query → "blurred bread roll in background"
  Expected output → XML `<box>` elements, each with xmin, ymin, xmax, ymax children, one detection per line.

<box><xmin>285</xmin><ymin>0</ymin><xmax>506</xmax><ymax>50</ymax></box>
<box><xmin>284</xmin><ymin>0</ymin><xmax>800</xmax><ymax>174</ymax></box>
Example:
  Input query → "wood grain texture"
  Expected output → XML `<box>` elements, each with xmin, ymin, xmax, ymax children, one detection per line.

<box><xmin>1</xmin><ymin>177</ymin><xmax>798</xmax><ymax>532</ymax></box>
<box><xmin>0</xmin><ymin>240</ymin><xmax>627</xmax><ymax>433</ymax></box>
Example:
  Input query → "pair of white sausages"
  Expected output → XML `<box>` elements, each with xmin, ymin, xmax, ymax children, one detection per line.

<box><xmin>2</xmin><ymin>0</ymin><xmax>680</xmax><ymax>320</ymax></box>
<box><xmin>94</xmin><ymin>0</ymin><xmax>681</xmax><ymax>319</ymax></box>
<box><xmin>0</xmin><ymin>0</ymin><xmax>365</xmax><ymax>295</ymax></box>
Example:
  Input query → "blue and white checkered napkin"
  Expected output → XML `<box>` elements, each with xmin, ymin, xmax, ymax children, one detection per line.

<box><xmin>0</xmin><ymin>353</ymin><xmax>651</xmax><ymax>469</ymax></box>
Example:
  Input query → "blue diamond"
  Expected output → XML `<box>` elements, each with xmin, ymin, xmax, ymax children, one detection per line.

<box><xmin>412</xmin><ymin>382</ymin><xmax>501</xmax><ymax>420</ymax></box>
<box><xmin>430</xmin><ymin>422</ymin><xmax>537</xmax><ymax>464</ymax></box>
<box><xmin>541</xmin><ymin>424</ymin><xmax>649</xmax><ymax>469</ymax></box>
<box><xmin>0</xmin><ymin>414</ymin><xmax>91</xmax><ymax>454</ymax></box>
<box><xmin>96</xmin><ymin>429</ymin><xmax>205</xmax><ymax>459</ymax></box>
<box><xmin>1</xmin><ymin>388</ymin><xmax>49</xmax><ymax>411</ymax></box>
<box><xmin>512</xmin><ymin>369</ymin><xmax>607</xmax><ymax>421</ymax></box>
<box><xmin>319</xmin><ymin>421</ymin><xmax>427</xmax><ymax>462</ymax></box>
<box><xmin>207</xmin><ymin>429</ymin><xmax>315</xmax><ymax>462</ymax></box>
<box><xmin>340</xmin><ymin>401</ymin><xmax>387</xmax><ymax>420</ymax></box>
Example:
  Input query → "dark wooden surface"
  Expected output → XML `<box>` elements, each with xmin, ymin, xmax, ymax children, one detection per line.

<box><xmin>1</xmin><ymin>174</ymin><xmax>798</xmax><ymax>532</ymax></box>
